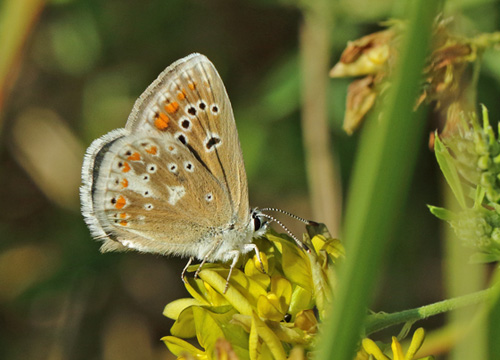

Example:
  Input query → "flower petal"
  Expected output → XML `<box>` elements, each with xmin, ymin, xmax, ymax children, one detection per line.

<box><xmin>362</xmin><ymin>338</ymin><xmax>390</xmax><ymax>360</ymax></box>
<box><xmin>164</xmin><ymin>298</ymin><xmax>204</xmax><ymax>320</ymax></box>
<box><xmin>251</xmin><ymin>312</ymin><xmax>287</xmax><ymax>360</ymax></box>
<box><xmin>405</xmin><ymin>328</ymin><xmax>425</xmax><ymax>360</ymax></box>
<box><xmin>162</xmin><ymin>336</ymin><xmax>206</xmax><ymax>359</ymax></box>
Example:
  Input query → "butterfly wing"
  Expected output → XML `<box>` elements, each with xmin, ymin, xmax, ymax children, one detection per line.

<box><xmin>81</xmin><ymin>129</ymin><xmax>236</xmax><ymax>257</ymax></box>
<box><xmin>80</xmin><ymin>54</ymin><xmax>251</xmax><ymax>259</ymax></box>
<box><xmin>125</xmin><ymin>53</ymin><xmax>250</xmax><ymax>226</ymax></box>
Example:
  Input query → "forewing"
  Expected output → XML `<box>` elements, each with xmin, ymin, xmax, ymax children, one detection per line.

<box><xmin>125</xmin><ymin>53</ymin><xmax>249</xmax><ymax>225</ymax></box>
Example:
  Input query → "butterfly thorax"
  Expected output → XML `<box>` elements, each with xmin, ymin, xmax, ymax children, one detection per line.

<box><xmin>194</xmin><ymin>208</ymin><xmax>269</xmax><ymax>262</ymax></box>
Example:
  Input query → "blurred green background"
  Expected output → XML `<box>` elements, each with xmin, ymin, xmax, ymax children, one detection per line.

<box><xmin>1</xmin><ymin>0</ymin><xmax>500</xmax><ymax>359</ymax></box>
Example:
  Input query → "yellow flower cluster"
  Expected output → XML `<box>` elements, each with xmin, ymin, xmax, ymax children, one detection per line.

<box><xmin>162</xmin><ymin>226</ymin><xmax>344</xmax><ymax>360</ymax></box>
<box><xmin>357</xmin><ymin>328</ymin><xmax>433</xmax><ymax>360</ymax></box>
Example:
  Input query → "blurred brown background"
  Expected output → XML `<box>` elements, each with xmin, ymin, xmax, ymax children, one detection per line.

<box><xmin>1</xmin><ymin>0</ymin><xmax>500</xmax><ymax>359</ymax></box>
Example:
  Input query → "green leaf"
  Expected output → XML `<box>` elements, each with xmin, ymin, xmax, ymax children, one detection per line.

<box><xmin>306</xmin><ymin>222</ymin><xmax>333</xmax><ymax>240</ymax></box>
<box><xmin>307</xmin><ymin>249</ymin><xmax>334</xmax><ymax>319</ymax></box>
<box><xmin>469</xmin><ymin>252</ymin><xmax>500</xmax><ymax>264</ymax></box>
<box><xmin>434</xmin><ymin>134</ymin><xmax>467</xmax><ymax>208</ymax></box>
<box><xmin>427</xmin><ymin>205</ymin><xmax>456</xmax><ymax>221</ymax></box>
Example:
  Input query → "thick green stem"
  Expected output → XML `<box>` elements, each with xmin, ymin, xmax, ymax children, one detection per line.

<box><xmin>316</xmin><ymin>1</ymin><xmax>441</xmax><ymax>359</ymax></box>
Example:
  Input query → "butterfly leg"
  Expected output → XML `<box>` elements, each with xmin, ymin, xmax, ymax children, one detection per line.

<box><xmin>242</xmin><ymin>243</ymin><xmax>266</xmax><ymax>273</ymax></box>
<box><xmin>194</xmin><ymin>239</ymin><xmax>222</xmax><ymax>279</ymax></box>
<box><xmin>181</xmin><ymin>257</ymin><xmax>194</xmax><ymax>283</ymax></box>
<box><xmin>224</xmin><ymin>250</ymin><xmax>241</xmax><ymax>294</ymax></box>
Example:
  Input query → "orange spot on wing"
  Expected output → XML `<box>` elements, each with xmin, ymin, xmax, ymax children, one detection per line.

<box><xmin>121</xmin><ymin>178</ymin><xmax>128</xmax><ymax>188</ymax></box>
<box><xmin>188</xmin><ymin>82</ymin><xmax>196</xmax><ymax>90</ymax></box>
<box><xmin>165</xmin><ymin>101</ymin><xmax>180</xmax><ymax>114</ymax></box>
<box><xmin>128</xmin><ymin>152</ymin><xmax>141</xmax><ymax>161</ymax></box>
<box><xmin>120</xmin><ymin>212</ymin><xmax>128</xmax><ymax>219</ymax></box>
<box><xmin>122</xmin><ymin>162</ymin><xmax>131</xmax><ymax>172</ymax></box>
<box><xmin>146</xmin><ymin>145</ymin><xmax>158</xmax><ymax>155</ymax></box>
<box><xmin>154</xmin><ymin>113</ymin><xmax>169</xmax><ymax>130</ymax></box>
<box><xmin>177</xmin><ymin>90</ymin><xmax>187</xmax><ymax>100</ymax></box>
<box><xmin>119</xmin><ymin>220</ymin><xmax>128</xmax><ymax>226</ymax></box>
<box><xmin>115</xmin><ymin>196</ymin><xmax>126</xmax><ymax>209</ymax></box>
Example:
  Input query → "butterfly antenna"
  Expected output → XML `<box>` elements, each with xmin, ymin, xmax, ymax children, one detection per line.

<box><xmin>260</xmin><ymin>207</ymin><xmax>318</xmax><ymax>226</ymax></box>
<box><xmin>259</xmin><ymin>213</ymin><xmax>310</xmax><ymax>253</ymax></box>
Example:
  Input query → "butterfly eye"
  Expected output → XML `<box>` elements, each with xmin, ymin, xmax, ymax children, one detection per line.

<box><xmin>253</xmin><ymin>214</ymin><xmax>262</xmax><ymax>231</ymax></box>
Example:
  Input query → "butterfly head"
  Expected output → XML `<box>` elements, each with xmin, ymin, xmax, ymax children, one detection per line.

<box><xmin>251</xmin><ymin>208</ymin><xmax>270</xmax><ymax>237</ymax></box>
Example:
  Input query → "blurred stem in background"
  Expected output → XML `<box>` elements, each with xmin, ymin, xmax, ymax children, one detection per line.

<box><xmin>443</xmin><ymin>182</ymin><xmax>487</xmax><ymax>359</ymax></box>
<box><xmin>0</xmin><ymin>0</ymin><xmax>45</xmax><ymax>132</ymax></box>
<box><xmin>441</xmin><ymin>35</ymin><xmax>488</xmax><ymax>359</ymax></box>
<box><xmin>299</xmin><ymin>0</ymin><xmax>342</xmax><ymax>236</ymax></box>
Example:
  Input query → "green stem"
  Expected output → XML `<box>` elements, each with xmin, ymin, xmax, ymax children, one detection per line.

<box><xmin>364</xmin><ymin>286</ymin><xmax>498</xmax><ymax>336</ymax></box>
<box><xmin>316</xmin><ymin>1</ymin><xmax>440</xmax><ymax>359</ymax></box>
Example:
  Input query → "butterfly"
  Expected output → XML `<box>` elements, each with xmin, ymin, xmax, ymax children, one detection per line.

<box><xmin>80</xmin><ymin>54</ymin><xmax>309</xmax><ymax>292</ymax></box>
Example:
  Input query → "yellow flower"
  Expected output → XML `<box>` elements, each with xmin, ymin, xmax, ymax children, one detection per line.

<box><xmin>162</xmin><ymin>226</ymin><xmax>339</xmax><ymax>359</ymax></box>
<box><xmin>361</xmin><ymin>328</ymin><xmax>433</xmax><ymax>360</ymax></box>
